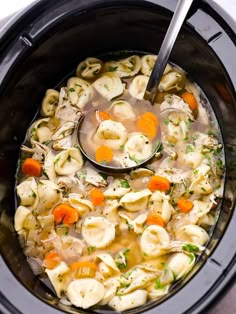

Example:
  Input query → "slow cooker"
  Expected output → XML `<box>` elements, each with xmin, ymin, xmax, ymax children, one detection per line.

<box><xmin>0</xmin><ymin>0</ymin><xmax>235</xmax><ymax>313</ymax></box>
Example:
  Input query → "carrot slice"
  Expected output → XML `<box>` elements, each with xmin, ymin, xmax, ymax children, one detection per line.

<box><xmin>95</xmin><ymin>145</ymin><xmax>113</xmax><ymax>164</ymax></box>
<box><xmin>177</xmin><ymin>197</ymin><xmax>194</xmax><ymax>213</ymax></box>
<box><xmin>70</xmin><ymin>261</ymin><xmax>98</xmax><ymax>278</ymax></box>
<box><xmin>147</xmin><ymin>175</ymin><xmax>171</xmax><ymax>192</ymax></box>
<box><xmin>22</xmin><ymin>158</ymin><xmax>42</xmax><ymax>177</ymax></box>
<box><xmin>43</xmin><ymin>252</ymin><xmax>61</xmax><ymax>270</ymax></box>
<box><xmin>53</xmin><ymin>203</ymin><xmax>79</xmax><ymax>226</ymax></box>
<box><xmin>70</xmin><ymin>261</ymin><xmax>98</xmax><ymax>271</ymax></box>
<box><xmin>90</xmin><ymin>188</ymin><xmax>105</xmax><ymax>206</ymax></box>
<box><xmin>141</xmin><ymin>112</ymin><xmax>158</xmax><ymax>126</ymax></box>
<box><xmin>98</xmin><ymin>111</ymin><xmax>112</xmax><ymax>121</ymax></box>
<box><xmin>181</xmin><ymin>92</ymin><xmax>198</xmax><ymax>112</ymax></box>
<box><xmin>146</xmin><ymin>213</ymin><xmax>165</xmax><ymax>227</ymax></box>
<box><xmin>136</xmin><ymin>112</ymin><xmax>158</xmax><ymax>140</ymax></box>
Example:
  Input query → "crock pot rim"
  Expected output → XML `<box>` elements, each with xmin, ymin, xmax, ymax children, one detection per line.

<box><xmin>0</xmin><ymin>1</ymin><xmax>235</xmax><ymax>314</ymax></box>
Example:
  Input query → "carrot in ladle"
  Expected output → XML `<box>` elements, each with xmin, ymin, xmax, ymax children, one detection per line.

<box><xmin>22</xmin><ymin>158</ymin><xmax>42</xmax><ymax>177</ymax></box>
<box><xmin>98</xmin><ymin>111</ymin><xmax>112</xmax><ymax>121</ymax></box>
<box><xmin>147</xmin><ymin>175</ymin><xmax>171</xmax><ymax>192</ymax></box>
<box><xmin>53</xmin><ymin>203</ymin><xmax>79</xmax><ymax>226</ymax></box>
<box><xmin>95</xmin><ymin>145</ymin><xmax>113</xmax><ymax>164</ymax></box>
<box><xmin>136</xmin><ymin>112</ymin><xmax>158</xmax><ymax>140</ymax></box>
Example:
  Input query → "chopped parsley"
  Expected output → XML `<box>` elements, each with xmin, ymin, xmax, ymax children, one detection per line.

<box><xmin>182</xmin><ymin>243</ymin><xmax>199</xmax><ymax>253</ymax></box>
<box><xmin>120</xmin><ymin>145</ymin><xmax>125</xmax><ymax>151</ymax></box>
<box><xmin>120</xmin><ymin>179</ymin><xmax>130</xmax><ymax>188</ymax></box>
<box><xmin>164</xmin><ymin>117</ymin><xmax>170</xmax><ymax>125</ymax></box>
<box><xmin>87</xmin><ymin>246</ymin><xmax>96</xmax><ymax>254</ymax></box>
<box><xmin>126</xmin><ymin>220</ymin><xmax>132</xmax><ymax>231</ymax></box>
<box><xmin>154</xmin><ymin>279</ymin><xmax>166</xmax><ymax>290</ymax></box>
<box><xmin>104</xmin><ymin>83</ymin><xmax>109</xmax><ymax>91</ymax></box>
<box><xmin>108</xmin><ymin>66</ymin><xmax>118</xmax><ymax>72</ymax></box>
<box><xmin>185</xmin><ymin>144</ymin><xmax>194</xmax><ymax>154</ymax></box>
<box><xmin>69</xmin><ymin>87</ymin><xmax>75</xmax><ymax>92</ymax></box>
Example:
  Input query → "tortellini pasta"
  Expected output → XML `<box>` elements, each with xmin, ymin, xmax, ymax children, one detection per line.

<box><xmin>41</xmin><ymin>89</ymin><xmax>59</xmax><ymax>117</ymax></box>
<box><xmin>140</xmin><ymin>225</ymin><xmax>170</xmax><ymax>257</ymax></box>
<box><xmin>129</xmin><ymin>75</ymin><xmax>149</xmax><ymax>100</ymax></box>
<box><xmin>16</xmin><ymin>178</ymin><xmax>39</xmax><ymax>209</ymax></box>
<box><xmin>54</xmin><ymin>148</ymin><xmax>83</xmax><ymax>176</ymax></box>
<box><xmin>82</xmin><ymin>217</ymin><xmax>116</xmax><ymax>248</ymax></box>
<box><xmin>67</xmin><ymin>279</ymin><xmax>105</xmax><ymax>309</ymax></box>
<box><xmin>108</xmin><ymin>289</ymin><xmax>147</xmax><ymax>312</ymax></box>
<box><xmin>141</xmin><ymin>54</ymin><xmax>172</xmax><ymax>76</ymax></box>
<box><xmin>104</xmin><ymin>179</ymin><xmax>131</xmax><ymax>198</ymax></box>
<box><xmin>94</xmin><ymin>120</ymin><xmax>128</xmax><ymax>150</ymax></box>
<box><xmin>93</xmin><ymin>72</ymin><xmax>124</xmax><ymax>100</ymax></box>
<box><xmin>105</xmin><ymin>55</ymin><xmax>141</xmax><ymax>78</ymax></box>
<box><xmin>67</xmin><ymin>77</ymin><xmax>93</xmax><ymax>109</ymax></box>
<box><xmin>45</xmin><ymin>262</ymin><xmax>70</xmax><ymax>297</ymax></box>
<box><xmin>14</xmin><ymin>206</ymin><xmax>31</xmax><ymax>232</ymax></box>
<box><xmin>159</xmin><ymin>71</ymin><xmax>186</xmax><ymax>92</ymax></box>
<box><xmin>120</xmin><ymin>189</ymin><xmax>151</xmax><ymax>212</ymax></box>
<box><xmin>29</xmin><ymin>118</ymin><xmax>52</xmax><ymax>144</ymax></box>
<box><xmin>110</xmin><ymin>100</ymin><xmax>136</xmax><ymax>120</ymax></box>
<box><xmin>68</xmin><ymin>193</ymin><xmax>94</xmax><ymax>215</ymax></box>
<box><xmin>175</xmin><ymin>224</ymin><xmax>209</xmax><ymax>246</ymax></box>
<box><xmin>167</xmin><ymin>252</ymin><xmax>195</xmax><ymax>280</ymax></box>
<box><xmin>76</xmin><ymin>57</ymin><xmax>103</xmax><ymax>79</ymax></box>
<box><xmin>37</xmin><ymin>180</ymin><xmax>62</xmax><ymax>214</ymax></box>
<box><xmin>124</xmin><ymin>133</ymin><xmax>153</xmax><ymax>161</ymax></box>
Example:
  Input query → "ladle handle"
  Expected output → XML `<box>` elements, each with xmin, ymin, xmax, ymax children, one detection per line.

<box><xmin>144</xmin><ymin>0</ymin><xmax>194</xmax><ymax>104</ymax></box>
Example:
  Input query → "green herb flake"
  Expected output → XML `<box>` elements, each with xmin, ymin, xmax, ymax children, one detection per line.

<box><xmin>154</xmin><ymin>279</ymin><xmax>166</xmax><ymax>290</ymax></box>
<box><xmin>120</xmin><ymin>145</ymin><xmax>125</xmax><ymax>151</ymax></box>
<box><xmin>54</xmin><ymin>156</ymin><xmax>61</xmax><ymax>165</ymax></box>
<box><xmin>120</xmin><ymin>179</ymin><xmax>130</xmax><ymax>188</ymax></box>
<box><xmin>182</xmin><ymin>243</ymin><xmax>199</xmax><ymax>253</ymax></box>
<box><xmin>126</xmin><ymin>220</ymin><xmax>132</xmax><ymax>231</ymax></box>
<box><xmin>164</xmin><ymin>117</ymin><xmax>170</xmax><ymax>125</ymax></box>
<box><xmin>69</xmin><ymin>87</ymin><xmax>75</xmax><ymax>92</ymax></box>
<box><xmin>189</xmin><ymin>253</ymin><xmax>195</xmax><ymax>263</ymax></box>
<box><xmin>108</xmin><ymin>66</ymin><xmax>118</xmax><ymax>72</ymax></box>
<box><xmin>104</xmin><ymin>83</ymin><xmax>110</xmax><ymax>91</ymax></box>
<box><xmin>87</xmin><ymin>246</ymin><xmax>96</xmax><ymax>254</ymax></box>
<box><xmin>185</xmin><ymin>144</ymin><xmax>194</xmax><ymax>154</ymax></box>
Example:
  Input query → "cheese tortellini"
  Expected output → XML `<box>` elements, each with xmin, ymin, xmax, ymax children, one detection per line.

<box><xmin>82</xmin><ymin>217</ymin><xmax>116</xmax><ymax>248</ymax></box>
<box><xmin>54</xmin><ymin>148</ymin><xmax>83</xmax><ymax>176</ymax></box>
<box><xmin>93</xmin><ymin>72</ymin><xmax>124</xmax><ymax>100</ymax></box>
<box><xmin>124</xmin><ymin>133</ymin><xmax>153</xmax><ymax>161</ymax></box>
<box><xmin>67</xmin><ymin>77</ymin><xmax>93</xmax><ymax>109</ymax></box>
<box><xmin>105</xmin><ymin>55</ymin><xmax>141</xmax><ymax>78</ymax></box>
<box><xmin>94</xmin><ymin>120</ymin><xmax>128</xmax><ymax>150</ymax></box>
<box><xmin>76</xmin><ymin>57</ymin><xmax>103</xmax><ymax>79</ymax></box>
<box><xmin>15</xmin><ymin>53</ymin><xmax>224</xmax><ymax>312</ymax></box>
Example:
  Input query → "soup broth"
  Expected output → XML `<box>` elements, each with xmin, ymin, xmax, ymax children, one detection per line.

<box><xmin>14</xmin><ymin>54</ymin><xmax>224</xmax><ymax>312</ymax></box>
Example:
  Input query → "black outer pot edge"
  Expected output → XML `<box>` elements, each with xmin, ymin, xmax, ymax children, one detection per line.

<box><xmin>0</xmin><ymin>1</ymin><xmax>235</xmax><ymax>314</ymax></box>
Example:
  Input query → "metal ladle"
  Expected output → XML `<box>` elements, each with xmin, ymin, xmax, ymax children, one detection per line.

<box><xmin>77</xmin><ymin>0</ymin><xmax>194</xmax><ymax>173</ymax></box>
<box><xmin>144</xmin><ymin>0</ymin><xmax>194</xmax><ymax>104</ymax></box>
